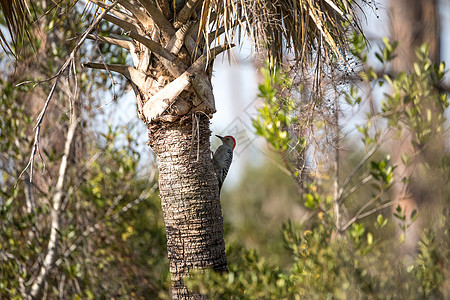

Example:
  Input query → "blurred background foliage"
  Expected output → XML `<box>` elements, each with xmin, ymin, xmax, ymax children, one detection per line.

<box><xmin>1</xmin><ymin>0</ymin><xmax>449</xmax><ymax>299</ymax></box>
<box><xmin>187</xmin><ymin>38</ymin><xmax>449</xmax><ymax>299</ymax></box>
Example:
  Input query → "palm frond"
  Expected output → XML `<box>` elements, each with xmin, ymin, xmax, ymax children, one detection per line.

<box><xmin>198</xmin><ymin>0</ymin><xmax>370</xmax><ymax>66</ymax></box>
<box><xmin>0</xmin><ymin>0</ymin><xmax>32</xmax><ymax>56</ymax></box>
<box><xmin>0</xmin><ymin>0</ymin><xmax>89</xmax><ymax>57</ymax></box>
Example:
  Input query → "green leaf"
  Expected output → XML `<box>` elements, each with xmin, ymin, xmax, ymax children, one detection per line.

<box><xmin>414</xmin><ymin>63</ymin><xmax>421</xmax><ymax>76</ymax></box>
<box><xmin>367</xmin><ymin>232</ymin><xmax>373</xmax><ymax>245</ymax></box>
<box><xmin>375</xmin><ymin>52</ymin><xmax>384</xmax><ymax>63</ymax></box>
<box><xmin>304</xmin><ymin>193</ymin><xmax>315</xmax><ymax>209</ymax></box>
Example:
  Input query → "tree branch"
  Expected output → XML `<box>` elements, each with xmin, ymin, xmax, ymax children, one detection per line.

<box><xmin>82</xmin><ymin>62</ymin><xmax>156</xmax><ymax>95</ymax></box>
<box><xmin>18</xmin><ymin>74</ymin><xmax>62</xmax><ymax>182</ymax></box>
<box><xmin>29</xmin><ymin>115</ymin><xmax>78</xmax><ymax>299</ymax></box>
<box><xmin>90</xmin><ymin>0</ymin><xmax>140</xmax><ymax>28</ymax></box>
<box><xmin>341</xmin><ymin>190</ymin><xmax>386</xmax><ymax>232</ymax></box>
<box><xmin>341</xmin><ymin>198</ymin><xmax>402</xmax><ymax>232</ymax></box>
<box><xmin>337</xmin><ymin>143</ymin><xmax>381</xmax><ymax>204</ymax></box>
<box><xmin>356</xmin><ymin>199</ymin><xmax>402</xmax><ymax>221</ymax></box>
<box><xmin>340</xmin><ymin>175</ymin><xmax>374</xmax><ymax>203</ymax></box>
<box><xmin>333</xmin><ymin>88</ymin><xmax>341</xmax><ymax>232</ymax></box>
<box><xmin>128</xmin><ymin>30</ymin><xmax>176</xmax><ymax>62</ymax></box>
<box><xmin>16</xmin><ymin>2</ymin><xmax>121</xmax><ymax>297</ymax></box>
<box><xmin>102</xmin><ymin>13</ymin><xmax>141</xmax><ymax>35</ymax></box>
<box><xmin>128</xmin><ymin>31</ymin><xmax>187</xmax><ymax>78</ymax></box>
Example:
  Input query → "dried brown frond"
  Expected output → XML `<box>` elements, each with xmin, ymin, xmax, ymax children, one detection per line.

<box><xmin>198</xmin><ymin>0</ymin><xmax>370</xmax><ymax>67</ymax></box>
<box><xmin>0</xmin><ymin>0</ymin><xmax>33</xmax><ymax>57</ymax></box>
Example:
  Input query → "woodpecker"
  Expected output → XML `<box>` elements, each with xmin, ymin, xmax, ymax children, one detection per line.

<box><xmin>213</xmin><ymin>135</ymin><xmax>236</xmax><ymax>191</ymax></box>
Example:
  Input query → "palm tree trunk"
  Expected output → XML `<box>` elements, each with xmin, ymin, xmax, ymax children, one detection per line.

<box><xmin>148</xmin><ymin>114</ymin><xmax>227</xmax><ymax>299</ymax></box>
<box><xmin>80</xmin><ymin>2</ymin><xmax>231</xmax><ymax>297</ymax></box>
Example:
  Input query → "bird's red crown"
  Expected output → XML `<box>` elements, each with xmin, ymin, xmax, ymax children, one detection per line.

<box><xmin>224</xmin><ymin>135</ymin><xmax>236</xmax><ymax>150</ymax></box>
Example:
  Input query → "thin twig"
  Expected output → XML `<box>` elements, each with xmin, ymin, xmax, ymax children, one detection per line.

<box><xmin>356</xmin><ymin>199</ymin><xmax>402</xmax><ymax>220</ymax></box>
<box><xmin>332</xmin><ymin>76</ymin><xmax>341</xmax><ymax>233</ymax></box>
<box><xmin>93</xmin><ymin>29</ymin><xmax>117</xmax><ymax>101</ymax></box>
<box><xmin>337</xmin><ymin>142</ymin><xmax>380</xmax><ymax>204</ymax></box>
<box><xmin>29</xmin><ymin>115</ymin><xmax>79</xmax><ymax>298</ymax></box>
<box><xmin>17</xmin><ymin>79</ymin><xmax>61</xmax><ymax>184</ymax></box>
<box><xmin>340</xmin><ymin>174</ymin><xmax>373</xmax><ymax>203</ymax></box>
<box><xmin>16</xmin><ymin>73</ymin><xmax>60</xmax><ymax>87</ymax></box>
<box><xmin>341</xmin><ymin>198</ymin><xmax>404</xmax><ymax>232</ymax></box>
<box><xmin>341</xmin><ymin>190</ymin><xmax>388</xmax><ymax>231</ymax></box>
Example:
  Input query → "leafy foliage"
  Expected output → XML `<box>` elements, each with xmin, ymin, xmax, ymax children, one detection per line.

<box><xmin>0</xmin><ymin>2</ymin><xmax>168</xmax><ymax>298</ymax></box>
<box><xmin>0</xmin><ymin>120</ymin><xmax>169</xmax><ymax>298</ymax></box>
<box><xmin>0</xmin><ymin>79</ymin><xmax>169</xmax><ymax>297</ymax></box>
<box><xmin>253</xmin><ymin>60</ymin><xmax>297</xmax><ymax>152</ymax></box>
<box><xmin>381</xmin><ymin>44</ymin><xmax>448</xmax><ymax>148</ymax></box>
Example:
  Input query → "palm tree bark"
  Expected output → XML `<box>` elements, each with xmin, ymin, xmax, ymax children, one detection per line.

<box><xmin>148</xmin><ymin>115</ymin><xmax>227</xmax><ymax>299</ymax></box>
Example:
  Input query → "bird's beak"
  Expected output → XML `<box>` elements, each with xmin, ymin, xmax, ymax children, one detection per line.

<box><xmin>215</xmin><ymin>135</ymin><xmax>224</xmax><ymax>140</ymax></box>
